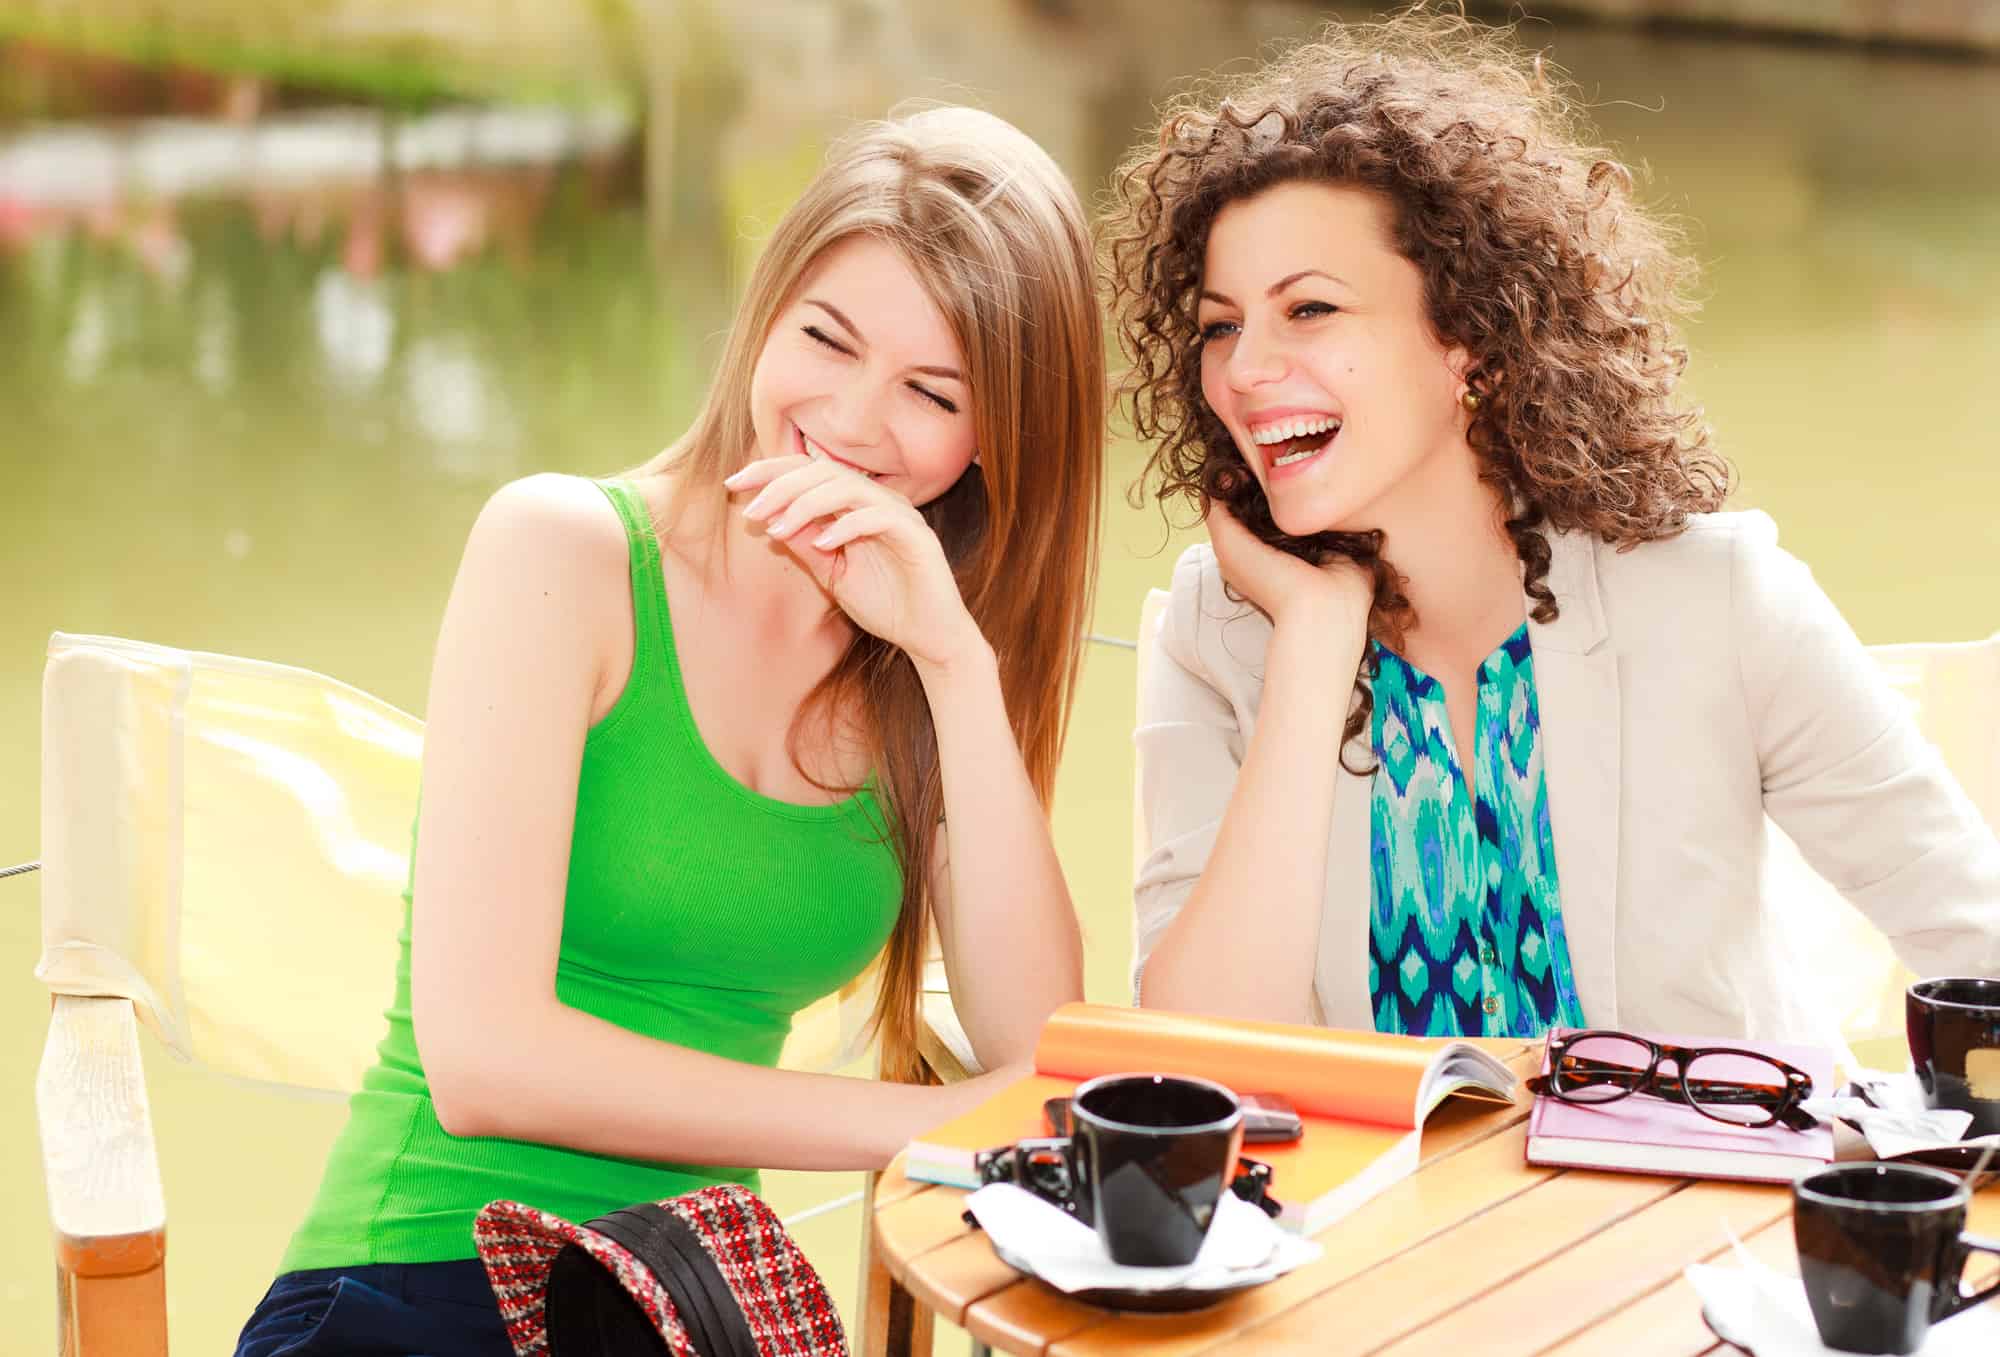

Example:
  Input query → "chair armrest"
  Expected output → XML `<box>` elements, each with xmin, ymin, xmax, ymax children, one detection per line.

<box><xmin>37</xmin><ymin>995</ymin><xmax>166</xmax><ymax>1277</ymax></box>
<box><xmin>915</xmin><ymin>991</ymin><xmax>979</xmax><ymax>1085</ymax></box>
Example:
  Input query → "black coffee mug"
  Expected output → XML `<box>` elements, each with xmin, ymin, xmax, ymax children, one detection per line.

<box><xmin>1907</xmin><ymin>976</ymin><xmax>2000</xmax><ymax>1138</ymax></box>
<box><xmin>1792</xmin><ymin>1163</ymin><xmax>2000</xmax><ymax>1354</ymax></box>
<box><xmin>1005</xmin><ymin>1073</ymin><xmax>1243</xmax><ymax>1267</ymax></box>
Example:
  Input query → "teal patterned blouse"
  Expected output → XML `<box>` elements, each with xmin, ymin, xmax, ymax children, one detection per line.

<box><xmin>1367</xmin><ymin>623</ymin><xmax>1587</xmax><ymax>1038</ymax></box>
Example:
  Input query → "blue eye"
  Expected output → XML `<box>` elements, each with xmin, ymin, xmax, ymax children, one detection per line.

<box><xmin>1198</xmin><ymin>320</ymin><xmax>1240</xmax><ymax>342</ymax></box>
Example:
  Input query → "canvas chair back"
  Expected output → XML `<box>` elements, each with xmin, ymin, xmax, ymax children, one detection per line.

<box><xmin>1769</xmin><ymin>632</ymin><xmax>2000</xmax><ymax>1049</ymax></box>
<box><xmin>36</xmin><ymin>632</ymin><xmax>877</xmax><ymax>1095</ymax></box>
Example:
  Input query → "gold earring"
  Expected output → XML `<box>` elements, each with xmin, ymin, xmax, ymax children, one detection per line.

<box><xmin>1460</xmin><ymin>389</ymin><xmax>1481</xmax><ymax>413</ymax></box>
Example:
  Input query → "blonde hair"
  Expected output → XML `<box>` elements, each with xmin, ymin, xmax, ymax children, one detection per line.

<box><xmin>645</xmin><ymin>106</ymin><xmax>1104</xmax><ymax>1080</ymax></box>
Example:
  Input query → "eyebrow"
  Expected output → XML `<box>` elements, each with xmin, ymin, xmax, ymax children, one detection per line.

<box><xmin>1197</xmin><ymin>269</ymin><xmax>1351</xmax><ymax>308</ymax></box>
<box><xmin>805</xmin><ymin>299</ymin><xmax>964</xmax><ymax>382</ymax></box>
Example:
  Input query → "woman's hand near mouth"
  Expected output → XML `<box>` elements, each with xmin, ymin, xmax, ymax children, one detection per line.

<box><xmin>727</xmin><ymin>453</ymin><xmax>983</xmax><ymax>671</ymax></box>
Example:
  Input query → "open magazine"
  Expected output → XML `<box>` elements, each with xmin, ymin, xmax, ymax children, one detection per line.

<box><xmin>905</xmin><ymin>1003</ymin><xmax>1519</xmax><ymax>1236</ymax></box>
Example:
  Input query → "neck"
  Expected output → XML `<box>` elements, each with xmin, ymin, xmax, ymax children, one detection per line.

<box><xmin>669</xmin><ymin>468</ymin><xmax>852</xmax><ymax>649</ymax></box>
<box><xmin>1372</xmin><ymin>443</ymin><xmax>1522</xmax><ymax>657</ymax></box>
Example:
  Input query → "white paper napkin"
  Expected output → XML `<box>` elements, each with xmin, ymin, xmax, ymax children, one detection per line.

<box><xmin>1686</xmin><ymin>1238</ymin><xmax>2000</xmax><ymax>1356</ymax></box>
<box><xmin>1799</xmin><ymin>1069</ymin><xmax>1988</xmax><ymax>1162</ymax></box>
<box><xmin>964</xmin><ymin>1182</ymin><xmax>1322</xmax><ymax>1295</ymax></box>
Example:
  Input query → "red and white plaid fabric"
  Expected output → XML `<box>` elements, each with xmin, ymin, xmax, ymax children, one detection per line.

<box><xmin>474</xmin><ymin>1184</ymin><xmax>848</xmax><ymax>1357</ymax></box>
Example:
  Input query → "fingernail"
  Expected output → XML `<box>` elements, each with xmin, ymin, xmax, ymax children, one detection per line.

<box><xmin>723</xmin><ymin>469</ymin><xmax>747</xmax><ymax>487</ymax></box>
<box><xmin>741</xmin><ymin>495</ymin><xmax>771</xmax><ymax>520</ymax></box>
<box><xmin>811</xmin><ymin>530</ymin><xmax>837</xmax><ymax>549</ymax></box>
<box><xmin>768</xmin><ymin>515</ymin><xmax>798</xmax><ymax>537</ymax></box>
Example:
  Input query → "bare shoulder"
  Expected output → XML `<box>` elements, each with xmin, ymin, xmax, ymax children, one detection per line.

<box><xmin>466</xmin><ymin>473</ymin><xmax>629</xmax><ymax>570</ymax></box>
<box><xmin>444</xmin><ymin>473</ymin><xmax>635</xmax><ymax>665</ymax></box>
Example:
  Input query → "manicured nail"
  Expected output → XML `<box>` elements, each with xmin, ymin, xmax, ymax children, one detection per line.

<box><xmin>741</xmin><ymin>494</ymin><xmax>772</xmax><ymax>520</ymax></box>
<box><xmin>768</xmin><ymin>515</ymin><xmax>796</xmax><ymax>537</ymax></box>
<box><xmin>811</xmin><ymin>530</ymin><xmax>837</xmax><ymax>550</ymax></box>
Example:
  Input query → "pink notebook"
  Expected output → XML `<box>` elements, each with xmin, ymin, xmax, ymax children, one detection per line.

<box><xmin>1524</xmin><ymin>1029</ymin><xmax>1835</xmax><ymax>1184</ymax></box>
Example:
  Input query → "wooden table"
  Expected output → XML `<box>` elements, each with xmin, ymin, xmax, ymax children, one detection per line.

<box><xmin>866</xmin><ymin>1051</ymin><xmax>2000</xmax><ymax>1357</ymax></box>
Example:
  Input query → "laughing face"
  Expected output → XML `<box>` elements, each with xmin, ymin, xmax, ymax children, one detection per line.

<box><xmin>1195</xmin><ymin>180</ymin><xmax>1471</xmax><ymax>540</ymax></box>
<box><xmin>747</xmin><ymin>234</ymin><xmax>978</xmax><ymax>507</ymax></box>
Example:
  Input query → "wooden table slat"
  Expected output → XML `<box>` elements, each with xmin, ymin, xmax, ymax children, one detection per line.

<box><xmin>1197</xmin><ymin>1169</ymin><xmax>1689</xmax><ymax>1356</ymax></box>
<box><xmin>1535</xmin><ymin>1214</ymin><xmax>1796</xmax><ymax>1357</ymax></box>
<box><xmin>894</xmin><ymin>1229</ymin><xmax>1033</xmax><ymax>1323</ymax></box>
<box><xmin>871</xmin><ymin>1159</ymin><xmax>933</xmax><ymax>1209</ymax></box>
<box><xmin>1367</xmin><ymin>1180</ymin><xmax>1791</xmax><ymax>1357</ymax></box>
<box><xmin>872</xmin><ymin>1182</ymin><xmax>981</xmax><ymax>1282</ymax></box>
<box><xmin>964</xmin><ymin>1282</ymin><xmax>1112</xmax><ymax>1357</ymax></box>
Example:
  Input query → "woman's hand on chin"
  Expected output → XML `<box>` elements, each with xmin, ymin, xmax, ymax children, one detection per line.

<box><xmin>1206</xmin><ymin>501</ymin><xmax>1373</xmax><ymax>633</ymax></box>
<box><xmin>728</xmin><ymin>454</ymin><xmax>982</xmax><ymax>669</ymax></box>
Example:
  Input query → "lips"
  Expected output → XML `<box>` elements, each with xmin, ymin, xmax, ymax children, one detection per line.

<box><xmin>1243</xmin><ymin>408</ymin><xmax>1343</xmax><ymax>477</ymax></box>
<box><xmin>792</xmin><ymin>420</ymin><xmax>881</xmax><ymax>479</ymax></box>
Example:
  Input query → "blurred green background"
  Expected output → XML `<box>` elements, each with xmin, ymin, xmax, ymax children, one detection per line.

<box><xmin>4</xmin><ymin>2</ymin><xmax>1996</xmax><ymax>1353</ymax></box>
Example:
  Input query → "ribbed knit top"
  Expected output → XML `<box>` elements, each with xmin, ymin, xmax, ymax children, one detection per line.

<box><xmin>282</xmin><ymin>477</ymin><xmax>903</xmax><ymax>1269</ymax></box>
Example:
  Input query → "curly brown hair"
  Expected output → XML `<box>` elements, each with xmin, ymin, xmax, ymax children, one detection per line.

<box><xmin>1105</xmin><ymin>6</ymin><xmax>1729</xmax><ymax>758</ymax></box>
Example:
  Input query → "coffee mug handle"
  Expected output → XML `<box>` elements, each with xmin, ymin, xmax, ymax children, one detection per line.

<box><xmin>1007</xmin><ymin>1137</ymin><xmax>1082</xmax><ymax>1217</ymax></box>
<box><xmin>1938</xmin><ymin>1231</ymin><xmax>2000</xmax><ymax>1320</ymax></box>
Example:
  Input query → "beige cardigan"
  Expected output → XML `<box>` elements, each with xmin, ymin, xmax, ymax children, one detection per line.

<box><xmin>1133</xmin><ymin>511</ymin><xmax>2000</xmax><ymax>1042</ymax></box>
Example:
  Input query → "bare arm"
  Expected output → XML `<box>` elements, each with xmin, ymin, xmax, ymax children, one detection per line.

<box><xmin>410</xmin><ymin>476</ymin><xmax>1017</xmax><ymax>1168</ymax></box>
<box><xmin>1137</xmin><ymin>519</ymin><xmax>1371</xmax><ymax>1024</ymax></box>
<box><xmin>731</xmin><ymin>454</ymin><xmax>1086</xmax><ymax>1069</ymax></box>
<box><xmin>916</xmin><ymin>637</ymin><xmax>1085</xmax><ymax>1069</ymax></box>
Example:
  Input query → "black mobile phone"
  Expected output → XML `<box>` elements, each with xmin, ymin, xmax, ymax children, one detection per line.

<box><xmin>1239</xmin><ymin>1093</ymin><xmax>1304</xmax><ymax>1143</ymax></box>
<box><xmin>1042</xmin><ymin>1093</ymin><xmax>1303</xmax><ymax>1144</ymax></box>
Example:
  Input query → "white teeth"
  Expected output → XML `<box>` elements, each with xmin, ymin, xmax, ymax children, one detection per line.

<box><xmin>801</xmin><ymin>430</ymin><xmax>879</xmax><ymax>478</ymax></box>
<box><xmin>1273</xmin><ymin>445</ymin><xmax>1322</xmax><ymax>467</ymax></box>
<box><xmin>1251</xmin><ymin>414</ymin><xmax>1342</xmax><ymax>446</ymax></box>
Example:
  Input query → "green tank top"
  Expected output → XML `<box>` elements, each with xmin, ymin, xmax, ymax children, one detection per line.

<box><xmin>282</xmin><ymin>478</ymin><xmax>902</xmax><ymax>1270</ymax></box>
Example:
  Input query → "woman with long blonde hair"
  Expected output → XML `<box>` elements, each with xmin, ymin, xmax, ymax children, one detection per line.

<box><xmin>235</xmin><ymin>105</ymin><xmax>1102</xmax><ymax>1356</ymax></box>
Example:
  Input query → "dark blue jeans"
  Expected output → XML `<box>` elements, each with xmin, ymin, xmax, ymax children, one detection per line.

<box><xmin>232</xmin><ymin>1260</ymin><xmax>513</xmax><ymax>1357</ymax></box>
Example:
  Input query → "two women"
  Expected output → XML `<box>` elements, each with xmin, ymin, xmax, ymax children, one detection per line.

<box><xmin>1112</xmin><ymin>14</ymin><xmax>2000</xmax><ymax>1039</ymax></box>
<box><xmin>242</xmin><ymin>11</ymin><xmax>1999</xmax><ymax>1353</ymax></box>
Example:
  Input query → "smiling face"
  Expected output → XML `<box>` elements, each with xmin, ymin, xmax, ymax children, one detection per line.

<box><xmin>747</xmin><ymin>234</ymin><xmax>977</xmax><ymax>507</ymax></box>
<box><xmin>1196</xmin><ymin>180</ymin><xmax>1472</xmax><ymax>539</ymax></box>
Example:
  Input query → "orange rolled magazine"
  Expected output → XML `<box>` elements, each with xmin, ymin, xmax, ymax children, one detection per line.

<box><xmin>904</xmin><ymin>1003</ymin><xmax>1522</xmax><ymax>1236</ymax></box>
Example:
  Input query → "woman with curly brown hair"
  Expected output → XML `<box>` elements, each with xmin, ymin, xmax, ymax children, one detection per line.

<box><xmin>1113</xmin><ymin>11</ymin><xmax>1999</xmax><ymax>1042</ymax></box>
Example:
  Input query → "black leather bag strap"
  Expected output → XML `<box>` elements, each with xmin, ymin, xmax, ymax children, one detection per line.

<box><xmin>585</xmin><ymin>1203</ymin><xmax>762</xmax><ymax>1357</ymax></box>
<box><xmin>546</xmin><ymin>1241</ymin><xmax>665</xmax><ymax>1356</ymax></box>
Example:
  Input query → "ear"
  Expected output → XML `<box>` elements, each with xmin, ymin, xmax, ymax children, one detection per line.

<box><xmin>1444</xmin><ymin>344</ymin><xmax>1476</xmax><ymax>387</ymax></box>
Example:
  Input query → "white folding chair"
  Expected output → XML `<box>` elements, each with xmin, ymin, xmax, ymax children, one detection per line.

<box><xmin>31</xmin><ymin>631</ymin><xmax>964</xmax><ymax>1356</ymax></box>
